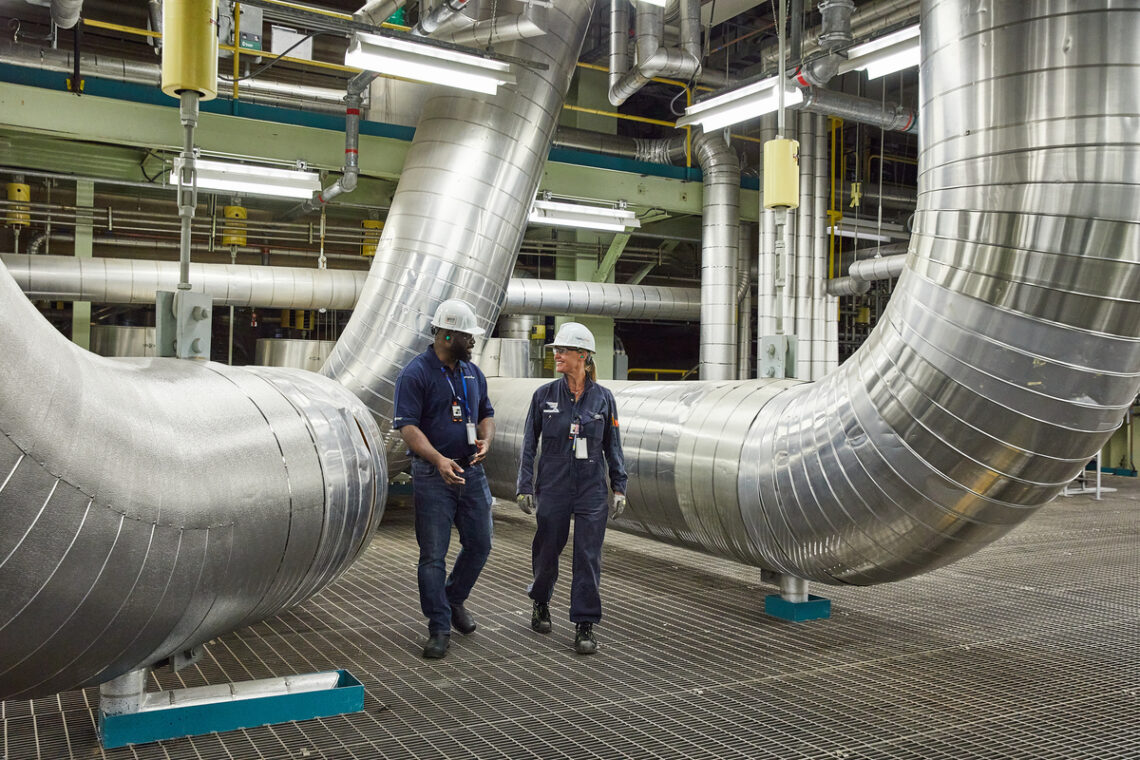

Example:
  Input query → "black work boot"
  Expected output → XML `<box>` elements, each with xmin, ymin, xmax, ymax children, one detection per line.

<box><xmin>422</xmin><ymin>633</ymin><xmax>450</xmax><ymax>659</ymax></box>
<box><xmin>452</xmin><ymin>604</ymin><xmax>476</xmax><ymax>635</ymax></box>
<box><xmin>531</xmin><ymin>602</ymin><xmax>552</xmax><ymax>633</ymax></box>
<box><xmin>574</xmin><ymin>623</ymin><xmax>597</xmax><ymax>654</ymax></box>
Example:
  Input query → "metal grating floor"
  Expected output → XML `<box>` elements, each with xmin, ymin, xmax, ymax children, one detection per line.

<box><xmin>4</xmin><ymin>477</ymin><xmax>1138</xmax><ymax>760</ymax></box>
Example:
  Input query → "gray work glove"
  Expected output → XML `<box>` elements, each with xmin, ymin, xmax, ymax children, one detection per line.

<box><xmin>517</xmin><ymin>493</ymin><xmax>535</xmax><ymax>515</ymax></box>
<box><xmin>610</xmin><ymin>493</ymin><xmax>627</xmax><ymax>521</ymax></box>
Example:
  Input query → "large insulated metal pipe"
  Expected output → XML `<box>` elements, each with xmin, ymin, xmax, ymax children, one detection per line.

<box><xmin>0</xmin><ymin>257</ymin><xmax>386</xmax><ymax>700</ymax></box>
<box><xmin>318</xmin><ymin>0</ymin><xmax>599</xmax><ymax>463</ymax></box>
<box><xmin>1</xmin><ymin>253</ymin><xmax>701</xmax><ymax>319</ymax></box>
<box><xmin>488</xmin><ymin>0</ymin><xmax>1140</xmax><ymax>585</ymax></box>
<box><xmin>693</xmin><ymin>130</ymin><xmax>740</xmax><ymax>380</ymax></box>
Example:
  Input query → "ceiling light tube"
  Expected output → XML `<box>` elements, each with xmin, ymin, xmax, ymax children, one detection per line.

<box><xmin>637</xmin><ymin>0</ymin><xmax>668</xmax><ymax>5</ymax></box>
<box><xmin>345</xmin><ymin>32</ymin><xmax>516</xmax><ymax>95</ymax></box>
<box><xmin>677</xmin><ymin>77</ymin><xmax>805</xmax><ymax>132</ymax></box>
<box><xmin>169</xmin><ymin>159</ymin><xmax>322</xmax><ymax>199</ymax></box>
<box><xmin>529</xmin><ymin>199</ymin><xmax>641</xmax><ymax>233</ymax></box>
<box><xmin>841</xmin><ymin>25</ymin><xmax>920</xmax><ymax>80</ymax></box>
<box><xmin>827</xmin><ymin>225</ymin><xmax>894</xmax><ymax>243</ymax></box>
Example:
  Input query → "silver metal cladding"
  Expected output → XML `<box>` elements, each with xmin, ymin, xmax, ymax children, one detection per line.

<box><xmin>693</xmin><ymin>130</ymin><xmax>741</xmax><ymax>382</ymax></box>
<box><xmin>319</xmin><ymin>0</ymin><xmax>597</xmax><ymax>463</ymax></box>
<box><xmin>488</xmin><ymin>0</ymin><xmax>1140</xmax><ymax>588</ymax></box>
<box><xmin>2</xmin><ymin>254</ymin><xmax>700</xmax><ymax>319</ymax></box>
<box><xmin>0</xmin><ymin>258</ymin><xmax>386</xmax><ymax>700</ymax></box>
<box><xmin>747</xmin><ymin>0</ymin><xmax>1140</xmax><ymax>583</ymax></box>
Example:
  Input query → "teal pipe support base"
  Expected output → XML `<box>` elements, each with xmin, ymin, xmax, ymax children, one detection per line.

<box><xmin>764</xmin><ymin>594</ymin><xmax>831</xmax><ymax>622</ymax></box>
<box><xmin>99</xmin><ymin>670</ymin><xmax>364</xmax><ymax>749</ymax></box>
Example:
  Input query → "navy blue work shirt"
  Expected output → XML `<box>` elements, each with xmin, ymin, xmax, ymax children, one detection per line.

<box><xmin>393</xmin><ymin>346</ymin><xmax>494</xmax><ymax>461</ymax></box>
<box><xmin>516</xmin><ymin>375</ymin><xmax>627</xmax><ymax>499</ymax></box>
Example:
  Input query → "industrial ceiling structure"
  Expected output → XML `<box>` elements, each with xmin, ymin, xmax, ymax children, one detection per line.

<box><xmin>0</xmin><ymin>2</ymin><xmax>1136</xmax><ymax>754</ymax></box>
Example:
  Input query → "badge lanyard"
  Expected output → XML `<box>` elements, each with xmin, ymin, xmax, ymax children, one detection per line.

<box><xmin>568</xmin><ymin>385</ymin><xmax>589</xmax><ymax>460</ymax></box>
<box><xmin>442</xmin><ymin>364</ymin><xmax>478</xmax><ymax>445</ymax></box>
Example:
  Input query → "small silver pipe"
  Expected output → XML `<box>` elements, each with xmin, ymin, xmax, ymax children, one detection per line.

<box><xmin>779</xmin><ymin>575</ymin><xmax>809</xmax><ymax>603</ymax></box>
<box><xmin>797</xmin><ymin>87</ymin><xmax>917</xmax><ymax>133</ymax></box>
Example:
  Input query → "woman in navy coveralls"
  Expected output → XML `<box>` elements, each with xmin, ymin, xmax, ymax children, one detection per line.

<box><xmin>516</xmin><ymin>322</ymin><xmax>627</xmax><ymax>654</ymax></box>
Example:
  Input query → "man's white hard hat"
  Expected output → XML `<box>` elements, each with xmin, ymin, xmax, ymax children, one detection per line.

<box><xmin>431</xmin><ymin>299</ymin><xmax>485</xmax><ymax>336</ymax></box>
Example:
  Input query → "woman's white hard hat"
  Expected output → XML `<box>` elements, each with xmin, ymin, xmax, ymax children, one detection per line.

<box><xmin>546</xmin><ymin>322</ymin><xmax>596</xmax><ymax>353</ymax></box>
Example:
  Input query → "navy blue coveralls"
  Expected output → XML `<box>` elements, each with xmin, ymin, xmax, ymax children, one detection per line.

<box><xmin>516</xmin><ymin>375</ymin><xmax>627</xmax><ymax>624</ymax></box>
<box><xmin>394</xmin><ymin>347</ymin><xmax>495</xmax><ymax>635</ymax></box>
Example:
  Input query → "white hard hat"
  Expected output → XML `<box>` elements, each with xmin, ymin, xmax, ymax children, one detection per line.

<box><xmin>546</xmin><ymin>322</ymin><xmax>596</xmax><ymax>353</ymax></box>
<box><xmin>431</xmin><ymin>299</ymin><xmax>485</xmax><ymax>336</ymax></box>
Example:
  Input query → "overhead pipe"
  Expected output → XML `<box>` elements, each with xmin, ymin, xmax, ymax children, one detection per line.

<box><xmin>486</xmin><ymin>1</ymin><xmax>1140</xmax><ymax>589</ymax></box>
<box><xmin>412</xmin><ymin>0</ymin><xmax>470</xmax><ymax>36</ymax></box>
<box><xmin>0</xmin><ymin>40</ymin><xmax>347</xmax><ymax>113</ymax></box>
<box><xmin>797</xmin><ymin>87</ymin><xmax>916</xmax><ymax>133</ymax></box>
<box><xmin>825</xmin><ymin>247</ymin><xmax>909</xmax><ymax>296</ymax></box>
<box><xmin>1</xmin><ymin>253</ymin><xmax>702</xmax><ymax>319</ymax></box>
<box><xmin>693</xmin><ymin>130</ymin><xmax>741</xmax><ymax>380</ymax></box>
<box><xmin>354</xmin><ymin>0</ymin><xmax>406</xmax><ymax>25</ymax></box>
<box><xmin>608</xmin><ymin>0</ymin><xmax>702</xmax><ymax>106</ymax></box>
<box><xmin>434</xmin><ymin>2</ymin><xmax>547</xmax><ymax>46</ymax></box>
<box><xmin>50</xmin><ymin>0</ymin><xmax>84</xmax><ymax>29</ymax></box>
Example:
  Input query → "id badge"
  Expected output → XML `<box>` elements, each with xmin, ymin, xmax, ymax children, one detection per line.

<box><xmin>569</xmin><ymin>422</ymin><xmax>580</xmax><ymax>439</ymax></box>
<box><xmin>466</xmin><ymin>422</ymin><xmax>478</xmax><ymax>445</ymax></box>
<box><xmin>451</xmin><ymin>402</ymin><xmax>463</xmax><ymax>422</ymax></box>
<box><xmin>574</xmin><ymin>437</ymin><xmax>588</xmax><ymax>459</ymax></box>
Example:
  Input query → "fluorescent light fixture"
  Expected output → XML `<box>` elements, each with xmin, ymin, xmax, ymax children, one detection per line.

<box><xmin>170</xmin><ymin>159</ymin><xmax>322</xmax><ymax>199</ymax></box>
<box><xmin>345</xmin><ymin>31</ymin><xmax>515</xmax><ymax>95</ymax></box>
<box><xmin>828</xmin><ymin>226</ymin><xmax>891</xmax><ymax>243</ymax></box>
<box><xmin>676</xmin><ymin>76</ymin><xmax>805</xmax><ymax>132</ymax></box>
<box><xmin>638</xmin><ymin>0</ymin><xmax>668</xmax><ymax>5</ymax></box>
<box><xmin>529</xmin><ymin>199</ymin><xmax>641</xmax><ymax>233</ymax></box>
<box><xmin>841</xmin><ymin>25</ymin><xmax>920</xmax><ymax>80</ymax></box>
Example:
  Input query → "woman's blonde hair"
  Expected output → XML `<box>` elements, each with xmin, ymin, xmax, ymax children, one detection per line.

<box><xmin>585</xmin><ymin>353</ymin><xmax>597</xmax><ymax>382</ymax></box>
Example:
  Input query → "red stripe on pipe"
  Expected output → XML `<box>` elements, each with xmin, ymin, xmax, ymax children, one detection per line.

<box><xmin>346</xmin><ymin>108</ymin><xmax>361</xmax><ymax>115</ymax></box>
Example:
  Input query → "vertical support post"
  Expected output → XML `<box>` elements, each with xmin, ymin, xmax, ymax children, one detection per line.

<box><xmin>100</xmin><ymin>668</ymin><xmax>148</xmax><ymax>717</ymax></box>
<box><xmin>232</xmin><ymin>2</ymin><xmax>241</xmax><ymax>100</ymax></box>
<box><xmin>72</xmin><ymin>178</ymin><xmax>93</xmax><ymax>349</ymax></box>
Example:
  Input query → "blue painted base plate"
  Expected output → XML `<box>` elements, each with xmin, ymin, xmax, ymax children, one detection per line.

<box><xmin>99</xmin><ymin>670</ymin><xmax>364</xmax><ymax>749</ymax></box>
<box><xmin>764</xmin><ymin>594</ymin><xmax>832</xmax><ymax>622</ymax></box>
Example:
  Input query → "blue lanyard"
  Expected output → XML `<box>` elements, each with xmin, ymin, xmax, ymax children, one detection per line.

<box><xmin>441</xmin><ymin>364</ymin><xmax>472</xmax><ymax>421</ymax></box>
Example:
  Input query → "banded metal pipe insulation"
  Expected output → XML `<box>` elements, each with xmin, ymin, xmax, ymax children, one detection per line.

<box><xmin>488</xmin><ymin>0</ymin><xmax>1140</xmax><ymax>586</ymax></box>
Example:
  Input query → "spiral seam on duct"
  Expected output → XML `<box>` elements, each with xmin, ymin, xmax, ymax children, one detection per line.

<box><xmin>487</xmin><ymin>0</ymin><xmax>1140</xmax><ymax>588</ymax></box>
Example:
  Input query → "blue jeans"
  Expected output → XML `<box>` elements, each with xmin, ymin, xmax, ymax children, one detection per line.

<box><xmin>412</xmin><ymin>458</ymin><xmax>493</xmax><ymax>634</ymax></box>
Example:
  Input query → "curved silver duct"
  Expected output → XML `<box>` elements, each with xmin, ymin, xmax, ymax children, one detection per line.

<box><xmin>487</xmin><ymin>0</ymin><xmax>1140</xmax><ymax>586</ymax></box>
<box><xmin>321</xmin><ymin>0</ymin><xmax>595</xmax><ymax>463</ymax></box>
<box><xmin>0</xmin><ymin>257</ymin><xmax>386</xmax><ymax>700</ymax></box>
<box><xmin>2</xmin><ymin>254</ymin><xmax>701</xmax><ymax>319</ymax></box>
<box><xmin>608</xmin><ymin>0</ymin><xmax>701</xmax><ymax>106</ymax></box>
<box><xmin>693</xmin><ymin>130</ymin><xmax>740</xmax><ymax>381</ymax></box>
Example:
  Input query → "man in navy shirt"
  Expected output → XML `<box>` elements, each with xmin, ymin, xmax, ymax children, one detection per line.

<box><xmin>393</xmin><ymin>299</ymin><xmax>496</xmax><ymax>659</ymax></box>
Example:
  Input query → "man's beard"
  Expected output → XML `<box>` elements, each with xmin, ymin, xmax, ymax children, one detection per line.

<box><xmin>449</xmin><ymin>341</ymin><xmax>473</xmax><ymax>363</ymax></box>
